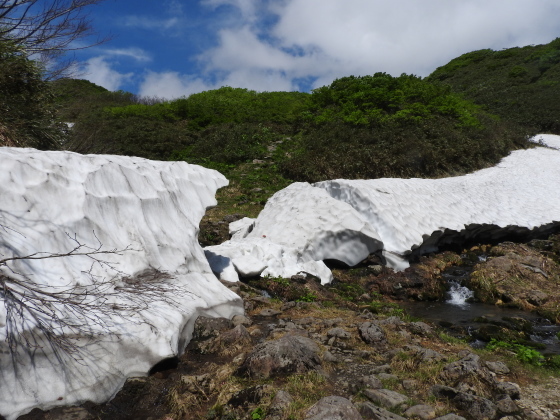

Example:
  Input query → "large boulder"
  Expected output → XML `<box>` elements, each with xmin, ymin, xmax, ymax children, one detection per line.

<box><xmin>237</xmin><ymin>335</ymin><xmax>322</xmax><ymax>378</ymax></box>
<box><xmin>0</xmin><ymin>148</ymin><xmax>244</xmax><ymax>419</ymax></box>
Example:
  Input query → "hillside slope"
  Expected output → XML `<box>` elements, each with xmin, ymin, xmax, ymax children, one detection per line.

<box><xmin>427</xmin><ymin>38</ymin><xmax>560</xmax><ymax>134</ymax></box>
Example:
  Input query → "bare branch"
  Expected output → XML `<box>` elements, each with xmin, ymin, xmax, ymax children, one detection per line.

<box><xmin>0</xmin><ymin>0</ymin><xmax>109</xmax><ymax>78</ymax></box>
<box><xmin>0</xmin><ymin>226</ymin><xmax>196</xmax><ymax>363</ymax></box>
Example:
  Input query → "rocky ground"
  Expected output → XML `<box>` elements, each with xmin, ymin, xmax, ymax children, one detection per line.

<box><xmin>14</xmin><ymin>234</ymin><xmax>560</xmax><ymax>420</ymax></box>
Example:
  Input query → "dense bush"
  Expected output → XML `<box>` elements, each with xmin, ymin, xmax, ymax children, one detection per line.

<box><xmin>0</xmin><ymin>39</ymin><xmax>64</xmax><ymax>148</ymax></box>
<box><xmin>173</xmin><ymin>123</ymin><xmax>275</xmax><ymax>166</ymax></box>
<box><xmin>427</xmin><ymin>38</ymin><xmax>560</xmax><ymax>133</ymax></box>
<box><xmin>279</xmin><ymin>73</ymin><xmax>527</xmax><ymax>182</ymax></box>
<box><xmin>279</xmin><ymin>116</ymin><xmax>525</xmax><ymax>182</ymax></box>
<box><xmin>306</xmin><ymin>73</ymin><xmax>483</xmax><ymax>128</ymax></box>
<box><xmin>104</xmin><ymin>87</ymin><xmax>310</xmax><ymax>130</ymax></box>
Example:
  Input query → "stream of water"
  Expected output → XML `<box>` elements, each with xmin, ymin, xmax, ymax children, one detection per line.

<box><xmin>398</xmin><ymin>258</ymin><xmax>560</xmax><ymax>354</ymax></box>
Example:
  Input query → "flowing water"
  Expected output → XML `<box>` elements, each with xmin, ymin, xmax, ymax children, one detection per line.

<box><xmin>398</xmin><ymin>257</ymin><xmax>560</xmax><ymax>354</ymax></box>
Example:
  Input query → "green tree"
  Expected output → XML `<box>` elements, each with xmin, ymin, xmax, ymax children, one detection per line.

<box><xmin>0</xmin><ymin>39</ymin><xmax>63</xmax><ymax>148</ymax></box>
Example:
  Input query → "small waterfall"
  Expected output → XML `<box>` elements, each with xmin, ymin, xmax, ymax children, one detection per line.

<box><xmin>446</xmin><ymin>280</ymin><xmax>474</xmax><ymax>306</ymax></box>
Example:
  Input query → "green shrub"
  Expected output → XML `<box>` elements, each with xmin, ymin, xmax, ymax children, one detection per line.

<box><xmin>486</xmin><ymin>339</ymin><xmax>545</xmax><ymax>366</ymax></box>
<box><xmin>427</xmin><ymin>38</ymin><xmax>560</xmax><ymax>134</ymax></box>
<box><xmin>0</xmin><ymin>39</ymin><xmax>64</xmax><ymax>149</ymax></box>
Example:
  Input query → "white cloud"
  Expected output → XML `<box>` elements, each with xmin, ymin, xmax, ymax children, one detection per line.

<box><xmin>123</xmin><ymin>15</ymin><xmax>179</xmax><ymax>31</ymax></box>
<box><xmin>106</xmin><ymin>0</ymin><xmax>560</xmax><ymax>98</ymax></box>
<box><xmin>139</xmin><ymin>71</ymin><xmax>214</xmax><ymax>98</ymax></box>
<box><xmin>103</xmin><ymin>48</ymin><xmax>152</xmax><ymax>62</ymax></box>
<box><xmin>81</xmin><ymin>56</ymin><xmax>133</xmax><ymax>91</ymax></box>
<box><xmin>188</xmin><ymin>0</ymin><xmax>560</xmax><ymax>92</ymax></box>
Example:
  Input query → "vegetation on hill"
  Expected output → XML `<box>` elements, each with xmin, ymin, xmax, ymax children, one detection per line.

<box><xmin>427</xmin><ymin>37</ymin><xmax>560</xmax><ymax>133</ymax></box>
<box><xmin>43</xmin><ymin>72</ymin><xmax>534</xmax><ymax>218</ymax></box>
<box><xmin>9</xmin><ymin>37</ymin><xmax>560</xmax><ymax>215</ymax></box>
<box><xmin>278</xmin><ymin>73</ymin><xmax>526</xmax><ymax>182</ymax></box>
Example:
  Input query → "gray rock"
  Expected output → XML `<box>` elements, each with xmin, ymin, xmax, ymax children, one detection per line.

<box><xmin>327</xmin><ymin>327</ymin><xmax>352</xmax><ymax>339</ymax></box>
<box><xmin>323</xmin><ymin>351</ymin><xmax>338</xmax><ymax>363</ymax></box>
<box><xmin>268</xmin><ymin>390</ymin><xmax>294</xmax><ymax>418</ymax></box>
<box><xmin>232</xmin><ymin>314</ymin><xmax>252</xmax><ymax>327</ymax></box>
<box><xmin>433</xmin><ymin>415</ymin><xmax>466</xmax><ymax>420</ymax></box>
<box><xmin>323</xmin><ymin>318</ymin><xmax>344</xmax><ymax>327</ymax></box>
<box><xmin>294</xmin><ymin>317</ymin><xmax>315</xmax><ymax>325</ymax></box>
<box><xmin>219</xmin><ymin>324</ymin><xmax>252</xmax><ymax>346</ymax></box>
<box><xmin>378</xmin><ymin>316</ymin><xmax>404</xmax><ymax>326</ymax></box>
<box><xmin>359</xmin><ymin>322</ymin><xmax>388</xmax><ymax>346</ymax></box>
<box><xmin>363</xmin><ymin>388</ymin><xmax>410</xmax><ymax>409</ymax></box>
<box><xmin>402</xmin><ymin>379</ymin><xmax>419</xmax><ymax>391</ymax></box>
<box><xmin>193</xmin><ymin>316</ymin><xmax>233</xmax><ymax>340</ymax></box>
<box><xmin>282</xmin><ymin>301</ymin><xmax>297</xmax><ymax>310</ymax></box>
<box><xmin>237</xmin><ymin>335</ymin><xmax>322</xmax><ymax>378</ymax></box>
<box><xmin>359</xmin><ymin>375</ymin><xmax>383</xmax><ymax>390</ymax></box>
<box><xmin>372</xmin><ymin>364</ymin><xmax>392</xmax><ymax>374</ymax></box>
<box><xmin>259</xmin><ymin>308</ymin><xmax>282</xmax><ymax>317</ymax></box>
<box><xmin>305</xmin><ymin>396</ymin><xmax>362</xmax><ymax>420</ymax></box>
<box><xmin>484</xmin><ymin>361</ymin><xmax>510</xmax><ymax>375</ymax></box>
<box><xmin>440</xmin><ymin>353</ymin><xmax>492</xmax><ymax>384</ymax></box>
<box><xmin>403</xmin><ymin>404</ymin><xmax>436</xmax><ymax>420</ymax></box>
<box><xmin>408</xmin><ymin>322</ymin><xmax>433</xmax><ymax>336</ymax></box>
<box><xmin>494</xmin><ymin>381</ymin><xmax>521</xmax><ymax>399</ymax></box>
<box><xmin>415</xmin><ymin>347</ymin><xmax>446</xmax><ymax>363</ymax></box>
<box><xmin>527</xmin><ymin>290</ymin><xmax>549</xmax><ymax>306</ymax></box>
<box><xmin>452</xmin><ymin>392</ymin><xmax>497</xmax><ymax>420</ymax></box>
<box><xmin>495</xmin><ymin>395</ymin><xmax>520</xmax><ymax>415</ymax></box>
<box><xmin>356</xmin><ymin>402</ymin><xmax>407</xmax><ymax>420</ymax></box>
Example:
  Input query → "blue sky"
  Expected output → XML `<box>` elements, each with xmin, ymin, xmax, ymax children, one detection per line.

<box><xmin>74</xmin><ymin>0</ymin><xmax>560</xmax><ymax>99</ymax></box>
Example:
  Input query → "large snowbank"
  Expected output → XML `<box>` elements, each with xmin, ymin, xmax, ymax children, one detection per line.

<box><xmin>207</xmin><ymin>135</ymin><xmax>560</xmax><ymax>284</ymax></box>
<box><xmin>0</xmin><ymin>148</ymin><xmax>243</xmax><ymax>419</ymax></box>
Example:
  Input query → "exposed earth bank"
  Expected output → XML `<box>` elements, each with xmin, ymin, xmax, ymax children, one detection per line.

<box><xmin>14</xmin><ymin>234</ymin><xmax>560</xmax><ymax>420</ymax></box>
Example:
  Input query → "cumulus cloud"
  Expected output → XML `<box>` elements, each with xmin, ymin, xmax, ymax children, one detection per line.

<box><xmin>139</xmin><ymin>71</ymin><xmax>214</xmax><ymax>98</ymax></box>
<box><xmin>102</xmin><ymin>0</ymin><xmax>560</xmax><ymax>98</ymax></box>
<box><xmin>195</xmin><ymin>0</ymin><xmax>560</xmax><ymax>92</ymax></box>
<box><xmin>81</xmin><ymin>56</ymin><xmax>133</xmax><ymax>91</ymax></box>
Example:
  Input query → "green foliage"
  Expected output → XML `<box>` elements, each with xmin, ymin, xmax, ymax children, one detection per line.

<box><xmin>105</xmin><ymin>102</ymin><xmax>180</xmax><ymax>122</ymax></box>
<box><xmin>486</xmin><ymin>339</ymin><xmax>545</xmax><ymax>366</ymax></box>
<box><xmin>278</xmin><ymin>72</ymin><xmax>526</xmax><ymax>182</ymax></box>
<box><xmin>279</xmin><ymin>114</ymin><xmax>525</xmax><ymax>182</ymax></box>
<box><xmin>173</xmin><ymin>123</ymin><xmax>273</xmax><ymax>165</ymax></box>
<box><xmin>0</xmin><ymin>39</ymin><xmax>64</xmax><ymax>149</ymax></box>
<box><xmin>427</xmin><ymin>38</ymin><xmax>560</xmax><ymax>134</ymax></box>
<box><xmin>104</xmin><ymin>86</ymin><xmax>309</xmax><ymax>130</ymax></box>
<box><xmin>250</xmin><ymin>407</ymin><xmax>265</xmax><ymax>419</ymax></box>
<box><xmin>296</xmin><ymin>291</ymin><xmax>317</xmax><ymax>302</ymax></box>
<box><xmin>307</xmin><ymin>73</ymin><xmax>483</xmax><ymax>128</ymax></box>
<box><xmin>174</xmin><ymin>87</ymin><xmax>309</xmax><ymax>129</ymax></box>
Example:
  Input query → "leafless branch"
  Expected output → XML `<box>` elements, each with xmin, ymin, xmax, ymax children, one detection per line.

<box><xmin>0</xmin><ymin>226</ymin><xmax>195</xmax><ymax>363</ymax></box>
<box><xmin>0</xmin><ymin>0</ymin><xmax>109</xmax><ymax>78</ymax></box>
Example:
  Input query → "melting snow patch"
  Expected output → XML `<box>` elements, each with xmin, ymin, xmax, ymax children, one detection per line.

<box><xmin>207</xmin><ymin>135</ymin><xmax>560</xmax><ymax>284</ymax></box>
<box><xmin>0</xmin><ymin>148</ymin><xmax>243</xmax><ymax>419</ymax></box>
